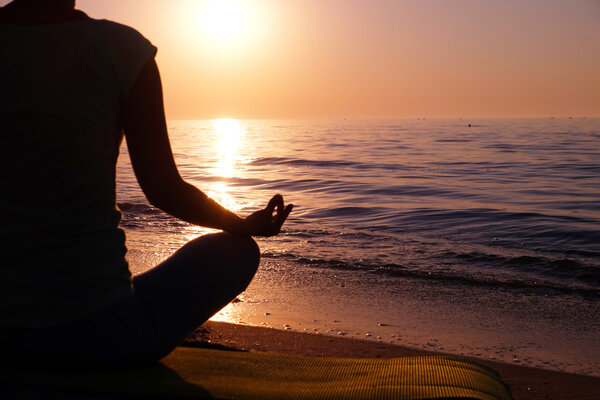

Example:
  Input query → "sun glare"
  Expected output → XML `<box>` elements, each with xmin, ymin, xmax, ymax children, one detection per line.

<box><xmin>207</xmin><ymin>119</ymin><xmax>246</xmax><ymax>211</ymax></box>
<box><xmin>172</xmin><ymin>0</ymin><xmax>273</xmax><ymax>58</ymax></box>
<box><xmin>202</xmin><ymin>0</ymin><xmax>246</xmax><ymax>40</ymax></box>
<box><xmin>213</xmin><ymin>118</ymin><xmax>245</xmax><ymax>153</ymax></box>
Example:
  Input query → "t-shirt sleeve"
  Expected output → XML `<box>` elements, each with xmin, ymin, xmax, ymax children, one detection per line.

<box><xmin>96</xmin><ymin>20</ymin><xmax>158</xmax><ymax>101</ymax></box>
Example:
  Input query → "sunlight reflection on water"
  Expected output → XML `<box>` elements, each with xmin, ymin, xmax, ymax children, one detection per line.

<box><xmin>212</xmin><ymin>118</ymin><xmax>245</xmax><ymax>178</ymax></box>
<box><xmin>207</xmin><ymin>118</ymin><xmax>246</xmax><ymax>212</ymax></box>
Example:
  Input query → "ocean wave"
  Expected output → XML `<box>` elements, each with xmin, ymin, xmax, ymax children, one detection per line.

<box><xmin>260</xmin><ymin>251</ymin><xmax>599</xmax><ymax>298</ymax></box>
<box><xmin>250</xmin><ymin>157</ymin><xmax>356</xmax><ymax>168</ymax></box>
<box><xmin>434</xmin><ymin>138</ymin><xmax>474</xmax><ymax>143</ymax></box>
<box><xmin>441</xmin><ymin>251</ymin><xmax>600</xmax><ymax>286</ymax></box>
<box><xmin>118</xmin><ymin>202</ymin><xmax>188</xmax><ymax>229</ymax></box>
<box><xmin>384</xmin><ymin>208</ymin><xmax>599</xmax><ymax>234</ymax></box>
<box><xmin>250</xmin><ymin>156</ymin><xmax>414</xmax><ymax>172</ymax></box>
<box><xmin>118</xmin><ymin>202</ymin><xmax>161</xmax><ymax>215</ymax></box>
<box><xmin>271</xmin><ymin>224</ymin><xmax>600</xmax><ymax>291</ymax></box>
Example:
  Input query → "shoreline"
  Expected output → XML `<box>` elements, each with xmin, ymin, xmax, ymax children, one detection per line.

<box><xmin>200</xmin><ymin>256</ymin><xmax>600</xmax><ymax>377</ymax></box>
<box><xmin>186</xmin><ymin>321</ymin><xmax>600</xmax><ymax>400</ymax></box>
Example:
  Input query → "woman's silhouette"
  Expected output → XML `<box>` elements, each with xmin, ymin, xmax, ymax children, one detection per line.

<box><xmin>0</xmin><ymin>0</ymin><xmax>292</xmax><ymax>365</ymax></box>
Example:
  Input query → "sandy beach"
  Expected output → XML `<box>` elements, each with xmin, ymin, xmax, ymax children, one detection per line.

<box><xmin>184</xmin><ymin>321</ymin><xmax>600</xmax><ymax>400</ymax></box>
<box><xmin>2</xmin><ymin>320</ymin><xmax>599</xmax><ymax>399</ymax></box>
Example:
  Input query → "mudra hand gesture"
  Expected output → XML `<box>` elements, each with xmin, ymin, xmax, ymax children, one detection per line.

<box><xmin>243</xmin><ymin>194</ymin><xmax>293</xmax><ymax>237</ymax></box>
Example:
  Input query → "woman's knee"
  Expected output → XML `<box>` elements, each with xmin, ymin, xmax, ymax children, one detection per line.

<box><xmin>180</xmin><ymin>232</ymin><xmax>260</xmax><ymax>281</ymax></box>
<box><xmin>228</xmin><ymin>235</ymin><xmax>260</xmax><ymax>290</ymax></box>
<box><xmin>238</xmin><ymin>235</ymin><xmax>260</xmax><ymax>269</ymax></box>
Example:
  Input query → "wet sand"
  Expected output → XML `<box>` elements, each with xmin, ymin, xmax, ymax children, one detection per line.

<box><xmin>184</xmin><ymin>321</ymin><xmax>600</xmax><ymax>400</ymax></box>
<box><xmin>204</xmin><ymin>258</ymin><xmax>600</xmax><ymax>377</ymax></box>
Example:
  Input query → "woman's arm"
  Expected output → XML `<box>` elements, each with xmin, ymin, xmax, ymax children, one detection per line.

<box><xmin>122</xmin><ymin>59</ymin><xmax>292</xmax><ymax>236</ymax></box>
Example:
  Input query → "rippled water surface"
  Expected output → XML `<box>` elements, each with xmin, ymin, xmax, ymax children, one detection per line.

<box><xmin>117</xmin><ymin>118</ymin><xmax>600</xmax><ymax>375</ymax></box>
<box><xmin>118</xmin><ymin>118</ymin><xmax>600</xmax><ymax>294</ymax></box>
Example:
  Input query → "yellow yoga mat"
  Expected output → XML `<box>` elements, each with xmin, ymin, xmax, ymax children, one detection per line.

<box><xmin>1</xmin><ymin>346</ymin><xmax>512</xmax><ymax>400</ymax></box>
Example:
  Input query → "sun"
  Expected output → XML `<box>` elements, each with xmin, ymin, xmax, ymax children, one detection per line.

<box><xmin>172</xmin><ymin>0</ymin><xmax>272</xmax><ymax>55</ymax></box>
<box><xmin>202</xmin><ymin>0</ymin><xmax>247</xmax><ymax>41</ymax></box>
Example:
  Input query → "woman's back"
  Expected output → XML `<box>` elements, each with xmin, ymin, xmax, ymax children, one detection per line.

<box><xmin>0</xmin><ymin>15</ymin><xmax>156</xmax><ymax>328</ymax></box>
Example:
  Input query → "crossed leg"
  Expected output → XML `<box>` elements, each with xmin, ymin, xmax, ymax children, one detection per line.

<box><xmin>1</xmin><ymin>232</ymin><xmax>260</xmax><ymax>366</ymax></box>
<box><xmin>133</xmin><ymin>232</ymin><xmax>260</xmax><ymax>360</ymax></box>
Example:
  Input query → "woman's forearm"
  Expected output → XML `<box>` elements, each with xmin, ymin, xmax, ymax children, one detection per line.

<box><xmin>148</xmin><ymin>180</ymin><xmax>248</xmax><ymax>235</ymax></box>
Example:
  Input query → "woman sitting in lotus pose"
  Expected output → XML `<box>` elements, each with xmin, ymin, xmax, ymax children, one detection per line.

<box><xmin>0</xmin><ymin>0</ymin><xmax>292</xmax><ymax>365</ymax></box>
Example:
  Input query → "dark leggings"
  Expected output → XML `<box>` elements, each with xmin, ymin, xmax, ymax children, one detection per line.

<box><xmin>1</xmin><ymin>232</ymin><xmax>260</xmax><ymax>367</ymax></box>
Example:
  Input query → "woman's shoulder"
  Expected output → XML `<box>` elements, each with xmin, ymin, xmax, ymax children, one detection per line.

<box><xmin>85</xmin><ymin>18</ymin><xmax>151</xmax><ymax>44</ymax></box>
<box><xmin>82</xmin><ymin>17</ymin><xmax>156</xmax><ymax>66</ymax></box>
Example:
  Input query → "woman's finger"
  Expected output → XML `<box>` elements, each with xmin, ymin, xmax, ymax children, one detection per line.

<box><xmin>266</xmin><ymin>194</ymin><xmax>283</xmax><ymax>213</ymax></box>
<box><xmin>275</xmin><ymin>203</ymin><xmax>293</xmax><ymax>228</ymax></box>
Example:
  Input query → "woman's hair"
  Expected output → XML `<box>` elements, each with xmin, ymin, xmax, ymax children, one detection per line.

<box><xmin>8</xmin><ymin>0</ymin><xmax>76</xmax><ymax>11</ymax></box>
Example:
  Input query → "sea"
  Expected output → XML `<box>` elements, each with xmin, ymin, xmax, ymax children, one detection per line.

<box><xmin>116</xmin><ymin>118</ymin><xmax>600</xmax><ymax>376</ymax></box>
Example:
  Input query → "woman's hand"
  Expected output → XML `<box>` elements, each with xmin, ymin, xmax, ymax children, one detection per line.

<box><xmin>243</xmin><ymin>194</ymin><xmax>293</xmax><ymax>237</ymax></box>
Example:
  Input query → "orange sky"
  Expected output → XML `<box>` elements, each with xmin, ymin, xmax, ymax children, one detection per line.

<box><xmin>7</xmin><ymin>0</ymin><xmax>600</xmax><ymax>119</ymax></box>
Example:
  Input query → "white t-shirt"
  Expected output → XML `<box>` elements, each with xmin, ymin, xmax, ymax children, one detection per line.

<box><xmin>0</xmin><ymin>15</ymin><xmax>157</xmax><ymax>328</ymax></box>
